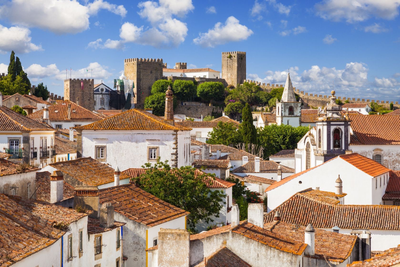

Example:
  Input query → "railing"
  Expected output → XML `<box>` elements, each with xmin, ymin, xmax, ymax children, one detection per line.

<box><xmin>5</xmin><ymin>149</ymin><xmax>22</xmax><ymax>159</ymax></box>
<box><xmin>41</xmin><ymin>150</ymin><xmax>49</xmax><ymax>158</ymax></box>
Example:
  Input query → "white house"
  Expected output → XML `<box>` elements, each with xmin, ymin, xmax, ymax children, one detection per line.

<box><xmin>342</xmin><ymin>103</ymin><xmax>371</xmax><ymax>115</ymax></box>
<box><xmin>163</xmin><ymin>65</ymin><xmax>220</xmax><ymax>79</ymax></box>
<box><xmin>276</xmin><ymin>73</ymin><xmax>302</xmax><ymax>127</ymax></box>
<box><xmin>232</xmin><ymin>157</ymin><xmax>294</xmax><ymax>180</ymax></box>
<box><xmin>0</xmin><ymin>102</ymin><xmax>56</xmax><ymax>167</ymax></box>
<box><xmin>2</xmin><ymin>92</ymin><xmax>48</xmax><ymax>114</ymax></box>
<box><xmin>0</xmin><ymin>159</ymin><xmax>37</xmax><ymax>198</ymax></box>
<box><xmin>192</xmin><ymin>159</ymin><xmax>231</xmax><ymax>179</ymax></box>
<box><xmin>265</xmin><ymin>153</ymin><xmax>390</xmax><ymax>212</ymax></box>
<box><xmin>269</xmin><ymin>149</ymin><xmax>295</xmax><ymax>169</ymax></box>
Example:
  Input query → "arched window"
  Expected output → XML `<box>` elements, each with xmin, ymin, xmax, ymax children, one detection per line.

<box><xmin>318</xmin><ymin>129</ymin><xmax>321</xmax><ymax>148</ymax></box>
<box><xmin>306</xmin><ymin>142</ymin><xmax>311</xmax><ymax>170</ymax></box>
<box><xmin>289</xmin><ymin>106</ymin><xmax>294</xmax><ymax>115</ymax></box>
<box><xmin>373</xmin><ymin>154</ymin><xmax>382</xmax><ymax>164</ymax></box>
<box><xmin>333</xmin><ymin>128</ymin><xmax>342</xmax><ymax>149</ymax></box>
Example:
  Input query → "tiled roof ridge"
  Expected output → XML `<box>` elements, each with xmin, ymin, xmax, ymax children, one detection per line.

<box><xmin>56</xmin><ymin>100</ymin><xmax>104</xmax><ymax>119</ymax></box>
<box><xmin>0</xmin><ymin>106</ymin><xmax>30</xmax><ymax>131</ymax></box>
<box><xmin>338</xmin><ymin>153</ymin><xmax>390</xmax><ymax>177</ymax></box>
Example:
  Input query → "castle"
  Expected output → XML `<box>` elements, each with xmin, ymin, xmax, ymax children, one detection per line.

<box><xmin>64</xmin><ymin>79</ymin><xmax>94</xmax><ymax>110</ymax></box>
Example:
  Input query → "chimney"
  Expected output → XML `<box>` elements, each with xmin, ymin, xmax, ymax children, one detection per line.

<box><xmin>158</xmin><ymin>229</ymin><xmax>190</xmax><ymax>267</ymax></box>
<box><xmin>277</xmin><ymin>164</ymin><xmax>282</xmax><ymax>181</ymax></box>
<box><xmin>248</xmin><ymin>203</ymin><xmax>264</xmax><ymax>228</ymax></box>
<box><xmin>242</xmin><ymin>156</ymin><xmax>248</xmax><ymax>166</ymax></box>
<box><xmin>336</xmin><ymin>175</ymin><xmax>343</xmax><ymax>195</ymax></box>
<box><xmin>304</xmin><ymin>224</ymin><xmax>315</xmax><ymax>256</ymax></box>
<box><xmin>43</xmin><ymin>107</ymin><xmax>49</xmax><ymax>121</ymax></box>
<box><xmin>231</xmin><ymin>204</ymin><xmax>240</xmax><ymax>227</ymax></box>
<box><xmin>332</xmin><ymin>226</ymin><xmax>340</xmax><ymax>233</ymax></box>
<box><xmin>74</xmin><ymin>186</ymin><xmax>100</xmax><ymax>218</ymax></box>
<box><xmin>50</xmin><ymin>171</ymin><xmax>64</xmax><ymax>203</ymax></box>
<box><xmin>254</xmin><ymin>157</ymin><xmax>260</xmax><ymax>173</ymax></box>
<box><xmin>202</xmin><ymin>144</ymin><xmax>209</xmax><ymax>160</ymax></box>
<box><xmin>216</xmin><ymin>149</ymin><xmax>221</xmax><ymax>159</ymax></box>
<box><xmin>164</xmin><ymin>86</ymin><xmax>174</xmax><ymax>122</ymax></box>
<box><xmin>67</xmin><ymin>103</ymin><xmax>71</xmax><ymax>120</ymax></box>
<box><xmin>99</xmin><ymin>202</ymin><xmax>114</xmax><ymax>228</ymax></box>
<box><xmin>114</xmin><ymin>166</ymin><xmax>121</xmax><ymax>186</ymax></box>
<box><xmin>274</xmin><ymin>211</ymin><xmax>281</xmax><ymax>221</ymax></box>
<box><xmin>0</xmin><ymin>91</ymin><xmax>2</xmax><ymax>107</ymax></box>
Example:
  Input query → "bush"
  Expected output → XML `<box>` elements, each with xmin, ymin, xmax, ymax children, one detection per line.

<box><xmin>197</xmin><ymin>82</ymin><xmax>225</xmax><ymax>103</ymax></box>
<box><xmin>173</xmin><ymin>80</ymin><xmax>196</xmax><ymax>101</ymax></box>
<box><xmin>151</xmin><ymin>80</ymin><xmax>173</xmax><ymax>94</ymax></box>
<box><xmin>144</xmin><ymin>93</ymin><xmax>166</xmax><ymax>116</ymax></box>
<box><xmin>11</xmin><ymin>105</ymin><xmax>27</xmax><ymax>116</ymax></box>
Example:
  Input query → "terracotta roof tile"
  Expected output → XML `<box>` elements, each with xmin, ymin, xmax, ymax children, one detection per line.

<box><xmin>233</xmin><ymin>160</ymin><xmax>294</xmax><ymax>174</ymax></box>
<box><xmin>342</xmin><ymin>103</ymin><xmax>370</xmax><ymax>109</ymax></box>
<box><xmin>23</xmin><ymin>94</ymin><xmax>48</xmax><ymax>104</ymax></box>
<box><xmin>54</xmin><ymin>136</ymin><xmax>77</xmax><ymax>154</ymax></box>
<box><xmin>87</xmin><ymin>217</ymin><xmax>125</xmax><ymax>234</ymax></box>
<box><xmin>29</xmin><ymin>100</ymin><xmax>103</xmax><ymax>122</ymax></box>
<box><xmin>348</xmin><ymin>244</ymin><xmax>400</xmax><ymax>266</ymax></box>
<box><xmin>197</xmin><ymin>247</ymin><xmax>251</xmax><ymax>267</ymax></box>
<box><xmin>35</xmin><ymin>171</ymin><xmax>75</xmax><ymax>202</ymax></box>
<box><xmin>265</xmin><ymin>189</ymin><xmax>400</xmax><ymax>230</ymax></box>
<box><xmin>95</xmin><ymin>109</ymin><xmax>123</xmax><ymax>117</ymax></box>
<box><xmin>209</xmin><ymin>145</ymin><xmax>257</xmax><ymax>161</ymax></box>
<box><xmin>191</xmin><ymin>139</ymin><xmax>207</xmax><ymax>146</ymax></box>
<box><xmin>190</xmin><ymin>224</ymin><xmax>233</xmax><ymax>241</ymax></box>
<box><xmin>50</xmin><ymin>158</ymin><xmax>129</xmax><ymax>187</ymax></box>
<box><xmin>99</xmin><ymin>184</ymin><xmax>189</xmax><ymax>227</ymax></box>
<box><xmin>211</xmin><ymin>116</ymin><xmax>240</xmax><ymax>125</ymax></box>
<box><xmin>301</xmin><ymin>109</ymin><xmax>319</xmax><ymax>123</ymax></box>
<box><xmin>21</xmin><ymin>104</ymin><xmax>37</xmax><ymax>109</ymax></box>
<box><xmin>0</xmin><ymin>159</ymin><xmax>37</xmax><ymax>177</ymax></box>
<box><xmin>122</xmin><ymin>168</ymin><xmax>147</xmax><ymax>179</ymax></box>
<box><xmin>77</xmin><ymin>109</ymin><xmax>190</xmax><ymax>131</ymax></box>
<box><xmin>260</xmin><ymin>112</ymin><xmax>276</xmax><ymax>124</ymax></box>
<box><xmin>270</xmin><ymin>149</ymin><xmax>295</xmax><ymax>158</ymax></box>
<box><xmin>176</xmin><ymin>120</ymin><xmax>238</xmax><ymax>129</ymax></box>
<box><xmin>383</xmin><ymin>171</ymin><xmax>400</xmax><ymax>200</ymax></box>
<box><xmin>339</xmin><ymin>153</ymin><xmax>390</xmax><ymax>177</ymax></box>
<box><xmin>193</xmin><ymin>159</ymin><xmax>230</xmax><ymax>169</ymax></box>
<box><xmin>385</xmin><ymin>109</ymin><xmax>400</xmax><ymax>116</ymax></box>
<box><xmin>242</xmin><ymin>175</ymin><xmax>277</xmax><ymax>185</ymax></box>
<box><xmin>0</xmin><ymin>106</ymin><xmax>54</xmax><ymax>131</ymax></box>
<box><xmin>349</xmin><ymin>114</ymin><xmax>400</xmax><ymax>145</ymax></box>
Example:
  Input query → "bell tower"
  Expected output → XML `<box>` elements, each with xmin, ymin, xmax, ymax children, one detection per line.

<box><xmin>276</xmin><ymin>73</ymin><xmax>301</xmax><ymax>127</ymax></box>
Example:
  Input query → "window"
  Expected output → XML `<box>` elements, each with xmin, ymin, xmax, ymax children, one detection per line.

<box><xmin>373</xmin><ymin>154</ymin><xmax>382</xmax><ymax>164</ymax></box>
<box><xmin>55</xmin><ymin>124</ymin><xmax>63</xmax><ymax>129</ymax></box>
<box><xmin>10</xmin><ymin>187</ymin><xmax>16</xmax><ymax>196</ymax></box>
<box><xmin>9</xmin><ymin>139</ymin><xmax>20</xmax><ymax>155</ymax></box>
<box><xmin>116</xmin><ymin>258</ymin><xmax>120</xmax><ymax>267</ymax></box>
<box><xmin>79</xmin><ymin>230</ymin><xmax>83</xmax><ymax>253</ymax></box>
<box><xmin>333</xmin><ymin>128</ymin><xmax>342</xmax><ymax>149</ymax></box>
<box><xmin>68</xmin><ymin>235</ymin><xmax>73</xmax><ymax>260</ymax></box>
<box><xmin>95</xmin><ymin>146</ymin><xmax>106</xmax><ymax>161</ymax></box>
<box><xmin>153</xmin><ymin>238</ymin><xmax>157</xmax><ymax>246</ymax></box>
<box><xmin>380</xmin><ymin>177</ymin><xmax>382</xmax><ymax>187</ymax></box>
<box><xmin>148</xmin><ymin>147</ymin><xmax>159</xmax><ymax>161</ymax></box>
<box><xmin>116</xmin><ymin>229</ymin><xmax>121</xmax><ymax>249</ymax></box>
<box><xmin>288</xmin><ymin>106</ymin><xmax>294</xmax><ymax>115</ymax></box>
<box><xmin>95</xmin><ymin>235</ymin><xmax>102</xmax><ymax>255</ymax></box>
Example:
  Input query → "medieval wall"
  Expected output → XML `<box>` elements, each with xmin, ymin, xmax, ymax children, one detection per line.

<box><xmin>175</xmin><ymin>103</ymin><xmax>223</xmax><ymax>118</ymax></box>
<box><xmin>222</xmin><ymin>51</ymin><xmax>246</xmax><ymax>87</ymax></box>
<box><xmin>64</xmin><ymin>79</ymin><xmax>94</xmax><ymax>110</ymax></box>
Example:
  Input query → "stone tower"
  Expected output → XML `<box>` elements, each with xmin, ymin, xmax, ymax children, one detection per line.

<box><xmin>165</xmin><ymin>86</ymin><xmax>174</xmax><ymax>122</ymax></box>
<box><xmin>64</xmin><ymin>79</ymin><xmax>94</xmax><ymax>110</ymax></box>
<box><xmin>221</xmin><ymin>51</ymin><xmax>246</xmax><ymax>87</ymax></box>
<box><xmin>124</xmin><ymin>58</ymin><xmax>164</xmax><ymax>109</ymax></box>
<box><xmin>276</xmin><ymin>73</ymin><xmax>301</xmax><ymax>127</ymax></box>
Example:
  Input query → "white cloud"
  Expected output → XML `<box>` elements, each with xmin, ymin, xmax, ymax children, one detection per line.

<box><xmin>279</xmin><ymin>26</ymin><xmax>307</xmax><ymax>36</ymax></box>
<box><xmin>266</xmin><ymin>21</ymin><xmax>273</xmax><ymax>29</ymax></box>
<box><xmin>88</xmin><ymin>38</ymin><xmax>103</xmax><ymax>49</ymax></box>
<box><xmin>193</xmin><ymin>16</ymin><xmax>253</xmax><ymax>47</ymax></box>
<box><xmin>281</xmin><ymin>20</ymin><xmax>288</xmax><ymax>28</ymax></box>
<box><xmin>55</xmin><ymin>62</ymin><xmax>111</xmax><ymax>81</ymax></box>
<box><xmin>25</xmin><ymin>64</ymin><xmax>60</xmax><ymax>80</ymax></box>
<box><xmin>251</xmin><ymin>1</ymin><xmax>266</xmax><ymax>18</ymax></box>
<box><xmin>266</xmin><ymin>0</ymin><xmax>291</xmax><ymax>15</ymax></box>
<box><xmin>279</xmin><ymin>30</ymin><xmax>291</xmax><ymax>36</ymax></box>
<box><xmin>315</xmin><ymin>0</ymin><xmax>400</xmax><ymax>23</ymax></box>
<box><xmin>0</xmin><ymin>63</ymin><xmax>7</xmax><ymax>74</ymax></box>
<box><xmin>0</xmin><ymin>0</ymin><xmax>127</xmax><ymax>34</ymax></box>
<box><xmin>119</xmin><ymin>23</ymin><xmax>143</xmax><ymax>42</ymax></box>
<box><xmin>0</xmin><ymin>25</ymin><xmax>42</xmax><ymax>53</ymax></box>
<box><xmin>104</xmin><ymin>39</ymin><xmax>124</xmax><ymax>50</ymax></box>
<box><xmin>206</xmin><ymin>6</ymin><xmax>216</xmax><ymax>14</ymax></box>
<box><xmin>323</xmin><ymin>34</ymin><xmax>337</xmax><ymax>44</ymax></box>
<box><xmin>364</xmin><ymin>23</ymin><xmax>389</xmax><ymax>33</ymax></box>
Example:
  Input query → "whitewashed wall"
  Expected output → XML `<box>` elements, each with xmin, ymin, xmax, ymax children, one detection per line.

<box><xmin>0</xmin><ymin>171</ymin><xmax>37</xmax><ymax>199</ymax></box>
<box><xmin>63</xmin><ymin>217</ymin><xmax>88</xmax><ymax>267</ymax></box>
<box><xmin>12</xmin><ymin>238</ymin><xmax>62</xmax><ymax>267</ymax></box>
<box><xmin>351</xmin><ymin>144</ymin><xmax>400</xmax><ymax>171</ymax></box>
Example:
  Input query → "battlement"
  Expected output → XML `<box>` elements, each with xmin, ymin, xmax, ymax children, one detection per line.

<box><xmin>124</xmin><ymin>58</ymin><xmax>163</xmax><ymax>63</ymax></box>
<box><xmin>175</xmin><ymin>62</ymin><xmax>187</xmax><ymax>69</ymax></box>
<box><xmin>222</xmin><ymin>51</ymin><xmax>246</xmax><ymax>55</ymax></box>
<box><xmin>244</xmin><ymin>79</ymin><xmax>285</xmax><ymax>91</ymax></box>
<box><xmin>64</xmin><ymin>78</ymin><xmax>94</xmax><ymax>82</ymax></box>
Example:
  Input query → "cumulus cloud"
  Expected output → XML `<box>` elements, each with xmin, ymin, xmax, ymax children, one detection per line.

<box><xmin>315</xmin><ymin>0</ymin><xmax>400</xmax><ymax>23</ymax></box>
<box><xmin>279</xmin><ymin>26</ymin><xmax>307</xmax><ymax>36</ymax></box>
<box><xmin>266</xmin><ymin>0</ymin><xmax>291</xmax><ymax>15</ymax></box>
<box><xmin>364</xmin><ymin>23</ymin><xmax>389</xmax><ymax>33</ymax></box>
<box><xmin>87</xmin><ymin>38</ymin><xmax>103</xmax><ymax>49</ymax></box>
<box><xmin>323</xmin><ymin>34</ymin><xmax>337</xmax><ymax>44</ymax></box>
<box><xmin>206</xmin><ymin>6</ymin><xmax>216</xmax><ymax>14</ymax></box>
<box><xmin>55</xmin><ymin>62</ymin><xmax>112</xmax><ymax>81</ymax></box>
<box><xmin>193</xmin><ymin>16</ymin><xmax>253</xmax><ymax>47</ymax></box>
<box><xmin>0</xmin><ymin>63</ymin><xmax>7</xmax><ymax>74</ymax></box>
<box><xmin>0</xmin><ymin>25</ymin><xmax>42</xmax><ymax>53</ymax></box>
<box><xmin>88</xmin><ymin>38</ymin><xmax>124</xmax><ymax>49</ymax></box>
<box><xmin>251</xmin><ymin>1</ymin><xmax>266</xmax><ymax>19</ymax></box>
<box><xmin>25</xmin><ymin>64</ymin><xmax>60</xmax><ymax>80</ymax></box>
<box><xmin>0</xmin><ymin>0</ymin><xmax>127</xmax><ymax>34</ymax></box>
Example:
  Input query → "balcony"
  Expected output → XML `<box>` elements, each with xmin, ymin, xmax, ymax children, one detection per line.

<box><xmin>40</xmin><ymin>150</ymin><xmax>49</xmax><ymax>158</ymax></box>
<box><xmin>5</xmin><ymin>149</ymin><xmax>22</xmax><ymax>159</ymax></box>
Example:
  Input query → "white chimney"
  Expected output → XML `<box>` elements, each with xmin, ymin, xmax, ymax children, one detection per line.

<box><xmin>274</xmin><ymin>211</ymin><xmax>281</xmax><ymax>221</ymax></box>
<box><xmin>255</xmin><ymin>157</ymin><xmax>260</xmax><ymax>173</ymax></box>
<box><xmin>277</xmin><ymin>164</ymin><xmax>282</xmax><ymax>181</ymax></box>
<box><xmin>242</xmin><ymin>156</ymin><xmax>248</xmax><ymax>166</ymax></box>
<box><xmin>43</xmin><ymin>107</ymin><xmax>49</xmax><ymax>120</ymax></box>
<box><xmin>248</xmin><ymin>203</ymin><xmax>264</xmax><ymax>228</ymax></box>
<box><xmin>231</xmin><ymin>204</ymin><xmax>240</xmax><ymax>227</ymax></box>
<box><xmin>216</xmin><ymin>149</ymin><xmax>221</xmax><ymax>159</ymax></box>
<box><xmin>114</xmin><ymin>166</ymin><xmax>121</xmax><ymax>186</ymax></box>
<box><xmin>0</xmin><ymin>91</ymin><xmax>2</xmax><ymax>107</ymax></box>
<box><xmin>69</xmin><ymin>128</ymin><xmax>74</xmax><ymax>141</ymax></box>
<box><xmin>304</xmin><ymin>224</ymin><xmax>315</xmax><ymax>256</ymax></box>
<box><xmin>50</xmin><ymin>171</ymin><xmax>64</xmax><ymax>203</ymax></box>
<box><xmin>336</xmin><ymin>175</ymin><xmax>343</xmax><ymax>195</ymax></box>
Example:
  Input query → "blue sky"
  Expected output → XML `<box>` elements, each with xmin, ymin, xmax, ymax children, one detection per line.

<box><xmin>0</xmin><ymin>0</ymin><xmax>399</xmax><ymax>102</ymax></box>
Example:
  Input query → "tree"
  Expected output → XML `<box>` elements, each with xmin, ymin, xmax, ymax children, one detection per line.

<box><xmin>197</xmin><ymin>82</ymin><xmax>225</xmax><ymax>103</ymax></box>
<box><xmin>135</xmin><ymin>161</ymin><xmax>226</xmax><ymax>230</ymax></box>
<box><xmin>151</xmin><ymin>80</ymin><xmax>173</xmax><ymax>94</ymax></box>
<box><xmin>239</xmin><ymin>104</ymin><xmax>257</xmax><ymax>151</ymax></box>
<box><xmin>203</xmin><ymin>115</ymin><xmax>214</xmax><ymax>121</ymax></box>
<box><xmin>34</xmin><ymin>83</ymin><xmax>50</xmax><ymax>100</ymax></box>
<box><xmin>173</xmin><ymin>80</ymin><xmax>196</xmax><ymax>101</ymax></box>
<box><xmin>224</xmin><ymin>102</ymin><xmax>244</xmax><ymax>120</ymax></box>
<box><xmin>11</xmin><ymin>105</ymin><xmax>27</xmax><ymax>116</ymax></box>
<box><xmin>8</xmin><ymin>51</ymin><xmax>16</xmax><ymax>81</ymax></box>
<box><xmin>390</xmin><ymin>103</ymin><xmax>394</xmax><ymax>110</ymax></box>
<box><xmin>144</xmin><ymin>92</ymin><xmax>166</xmax><ymax>116</ymax></box>
<box><xmin>270</xmin><ymin>87</ymin><xmax>284</xmax><ymax>101</ymax></box>
<box><xmin>207</xmin><ymin>122</ymin><xmax>242</xmax><ymax>146</ymax></box>
<box><xmin>1</xmin><ymin>51</ymin><xmax>31</xmax><ymax>95</ymax></box>
<box><xmin>268</xmin><ymin>97</ymin><xmax>278</xmax><ymax>109</ymax></box>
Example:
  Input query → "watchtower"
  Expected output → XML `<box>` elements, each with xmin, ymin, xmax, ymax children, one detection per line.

<box><xmin>64</xmin><ymin>79</ymin><xmax>94</xmax><ymax>110</ymax></box>
<box><xmin>221</xmin><ymin>51</ymin><xmax>246</xmax><ymax>87</ymax></box>
<box><xmin>124</xmin><ymin>58</ymin><xmax>164</xmax><ymax>109</ymax></box>
<box><xmin>174</xmin><ymin>62</ymin><xmax>187</xmax><ymax>69</ymax></box>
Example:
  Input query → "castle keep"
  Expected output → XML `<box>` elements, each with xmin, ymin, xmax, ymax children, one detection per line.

<box><xmin>221</xmin><ymin>51</ymin><xmax>246</xmax><ymax>87</ymax></box>
<box><xmin>64</xmin><ymin>79</ymin><xmax>94</xmax><ymax>111</ymax></box>
<box><xmin>124</xmin><ymin>58</ymin><xmax>164</xmax><ymax>109</ymax></box>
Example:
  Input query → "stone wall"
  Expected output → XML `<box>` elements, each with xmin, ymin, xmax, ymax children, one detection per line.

<box><xmin>222</xmin><ymin>51</ymin><xmax>246</xmax><ymax>87</ymax></box>
<box><xmin>175</xmin><ymin>103</ymin><xmax>223</xmax><ymax>118</ymax></box>
<box><xmin>64</xmin><ymin>79</ymin><xmax>94</xmax><ymax>110</ymax></box>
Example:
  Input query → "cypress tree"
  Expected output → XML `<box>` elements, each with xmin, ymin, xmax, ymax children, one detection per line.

<box><xmin>239</xmin><ymin>103</ymin><xmax>257</xmax><ymax>151</ymax></box>
<box><xmin>8</xmin><ymin>51</ymin><xmax>16</xmax><ymax>81</ymax></box>
<box><xmin>15</xmin><ymin>57</ymin><xmax>23</xmax><ymax>76</ymax></box>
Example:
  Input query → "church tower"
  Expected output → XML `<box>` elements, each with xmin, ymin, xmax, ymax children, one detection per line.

<box><xmin>276</xmin><ymin>73</ymin><xmax>301</xmax><ymax>127</ymax></box>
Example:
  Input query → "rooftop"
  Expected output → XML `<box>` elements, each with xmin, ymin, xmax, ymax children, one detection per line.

<box><xmin>193</xmin><ymin>159</ymin><xmax>230</xmax><ymax>169</ymax></box>
<box><xmin>0</xmin><ymin>159</ymin><xmax>37</xmax><ymax>177</ymax></box>
<box><xmin>342</xmin><ymin>103</ymin><xmax>370</xmax><ymax>109</ymax></box>
<box><xmin>0</xmin><ymin>106</ymin><xmax>54</xmax><ymax>132</ymax></box>
<box><xmin>195</xmin><ymin>247</ymin><xmax>251</xmax><ymax>267</ymax></box>
<box><xmin>99</xmin><ymin>183</ymin><xmax>189</xmax><ymax>227</ymax></box>
<box><xmin>54</xmin><ymin>136</ymin><xmax>77</xmax><ymax>155</ymax></box>
<box><xmin>260</xmin><ymin>112</ymin><xmax>276</xmax><ymax>124</ymax></box>
<box><xmin>383</xmin><ymin>171</ymin><xmax>400</xmax><ymax>201</ymax></box>
<box><xmin>240</xmin><ymin>175</ymin><xmax>276</xmax><ymax>185</ymax></box>
<box><xmin>29</xmin><ymin>100</ymin><xmax>103</xmax><ymax>122</ymax></box>
<box><xmin>385</xmin><ymin>109</ymin><xmax>400</xmax><ymax>116</ymax></box>
<box><xmin>269</xmin><ymin>149</ymin><xmax>295</xmax><ymax>158</ymax></box>
<box><xmin>122</xmin><ymin>168</ymin><xmax>147</xmax><ymax>179</ymax></box>
<box><xmin>265</xmin><ymin>189</ymin><xmax>400</xmax><ymax>230</ymax></box>
<box><xmin>349</xmin><ymin>114</ymin><xmax>400</xmax><ymax>145</ymax></box>
<box><xmin>3</xmin><ymin>93</ymin><xmax>48</xmax><ymax>105</ymax></box>
<box><xmin>87</xmin><ymin>217</ymin><xmax>125</xmax><ymax>234</ymax></box>
<box><xmin>232</xmin><ymin>160</ymin><xmax>294</xmax><ymax>174</ymax></box>
<box><xmin>176</xmin><ymin>118</ymin><xmax>239</xmax><ymax>129</ymax></box>
<box><xmin>76</xmin><ymin>108</ymin><xmax>191</xmax><ymax>131</ymax></box>
<box><xmin>301</xmin><ymin>109</ymin><xmax>319</xmax><ymax>123</ymax></box>
<box><xmin>348</xmin><ymin>244</ymin><xmax>400</xmax><ymax>266</ymax></box>
<box><xmin>209</xmin><ymin>144</ymin><xmax>257</xmax><ymax>161</ymax></box>
<box><xmin>94</xmin><ymin>109</ymin><xmax>122</xmax><ymax>117</ymax></box>
<box><xmin>35</xmin><ymin>171</ymin><xmax>75</xmax><ymax>202</ymax></box>
<box><xmin>50</xmin><ymin>157</ymin><xmax>130</xmax><ymax>187</ymax></box>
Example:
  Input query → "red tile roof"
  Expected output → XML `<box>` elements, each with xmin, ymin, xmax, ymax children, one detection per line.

<box><xmin>196</xmin><ymin>247</ymin><xmax>251</xmax><ymax>267</ymax></box>
<box><xmin>87</xmin><ymin>217</ymin><xmax>125</xmax><ymax>234</ymax></box>
<box><xmin>99</xmin><ymin>184</ymin><xmax>189</xmax><ymax>227</ymax></box>
<box><xmin>339</xmin><ymin>153</ymin><xmax>390</xmax><ymax>177</ymax></box>
<box><xmin>35</xmin><ymin>171</ymin><xmax>75</xmax><ymax>202</ymax></box>
<box><xmin>0</xmin><ymin>159</ymin><xmax>37</xmax><ymax>177</ymax></box>
<box><xmin>348</xmin><ymin>244</ymin><xmax>400</xmax><ymax>266</ymax></box>
<box><xmin>0</xmin><ymin>106</ymin><xmax>54</xmax><ymax>131</ymax></box>
<box><xmin>232</xmin><ymin>160</ymin><xmax>294</xmax><ymax>174</ymax></box>
<box><xmin>29</xmin><ymin>100</ymin><xmax>103</xmax><ymax>122</ymax></box>
<box><xmin>265</xmin><ymin>189</ymin><xmax>400</xmax><ymax>230</ymax></box>
<box><xmin>260</xmin><ymin>112</ymin><xmax>276</xmax><ymax>124</ymax></box>
<box><xmin>24</xmin><ymin>94</ymin><xmax>48</xmax><ymax>104</ymax></box>
<box><xmin>383</xmin><ymin>171</ymin><xmax>400</xmax><ymax>201</ymax></box>
<box><xmin>54</xmin><ymin>136</ymin><xmax>77</xmax><ymax>154</ymax></box>
<box><xmin>77</xmin><ymin>108</ymin><xmax>191</xmax><ymax>131</ymax></box>
<box><xmin>269</xmin><ymin>149</ymin><xmax>295</xmax><ymax>158</ymax></box>
<box><xmin>342</xmin><ymin>103</ymin><xmax>370</xmax><ymax>109</ymax></box>
<box><xmin>385</xmin><ymin>109</ymin><xmax>400</xmax><ymax>116</ymax></box>
<box><xmin>211</xmin><ymin>116</ymin><xmax>240</xmax><ymax>125</ymax></box>
<box><xmin>209</xmin><ymin>144</ymin><xmax>258</xmax><ymax>161</ymax></box>
<box><xmin>122</xmin><ymin>168</ymin><xmax>147</xmax><ymax>179</ymax></box>
<box><xmin>301</xmin><ymin>109</ymin><xmax>319</xmax><ymax>123</ymax></box>
<box><xmin>95</xmin><ymin>109</ymin><xmax>123</xmax><ymax>117</ymax></box>
<box><xmin>191</xmin><ymin>139</ymin><xmax>207</xmax><ymax>146</ymax></box>
<box><xmin>241</xmin><ymin>175</ymin><xmax>277</xmax><ymax>185</ymax></box>
<box><xmin>193</xmin><ymin>159</ymin><xmax>230</xmax><ymax>169</ymax></box>
<box><xmin>264</xmin><ymin>165</ymin><xmax>318</xmax><ymax>192</ymax></box>
<box><xmin>349</xmin><ymin>114</ymin><xmax>400</xmax><ymax>145</ymax></box>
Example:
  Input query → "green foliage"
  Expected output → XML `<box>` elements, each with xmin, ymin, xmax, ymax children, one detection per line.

<box><xmin>34</xmin><ymin>83</ymin><xmax>49</xmax><ymax>100</ymax></box>
<box><xmin>268</xmin><ymin>97</ymin><xmax>278</xmax><ymax>108</ymax></box>
<box><xmin>207</xmin><ymin>122</ymin><xmax>242</xmax><ymax>146</ymax></box>
<box><xmin>144</xmin><ymin>92</ymin><xmax>166</xmax><ymax>116</ymax></box>
<box><xmin>186</xmin><ymin>117</ymin><xmax>195</xmax><ymax>121</ymax></box>
<box><xmin>344</xmin><ymin>99</ymin><xmax>350</xmax><ymax>103</ymax></box>
<box><xmin>335</xmin><ymin>99</ymin><xmax>343</xmax><ymax>105</ymax></box>
<box><xmin>269</xmin><ymin>88</ymin><xmax>284</xmax><ymax>101</ymax></box>
<box><xmin>236</xmin><ymin>196</ymin><xmax>248</xmax><ymax>220</ymax></box>
<box><xmin>197</xmin><ymin>82</ymin><xmax>225</xmax><ymax>103</ymax></box>
<box><xmin>239</xmin><ymin>104</ymin><xmax>257</xmax><ymax>151</ymax></box>
<box><xmin>224</xmin><ymin>102</ymin><xmax>244</xmax><ymax>120</ymax></box>
<box><xmin>173</xmin><ymin>80</ymin><xmax>196</xmax><ymax>101</ymax></box>
<box><xmin>227</xmin><ymin>177</ymin><xmax>248</xmax><ymax>199</ymax></box>
<box><xmin>369</xmin><ymin>102</ymin><xmax>391</xmax><ymax>115</ymax></box>
<box><xmin>390</xmin><ymin>103</ymin><xmax>394</xmax><ymax>110</ymax></box>
<box><xmin>203</xmin><ymin>115</ymin><xmax>214</xmax><ymax>122</ymax></box>
<box><xmin>136</xmin><ymin>161</ymin><xmax>226</xmax><ymax>230</ymax></box>
<box><xmin>225</xmin><ymin>82</ymin><xmax>271</xmax><ymax>106</ymax></box>
<box><xmin>11</xmin><ymin>105</ymin><xmax>27</xmax><ymax>116</ymax></box>
<box><xmin>151</xmin><ymin>80</ymin><xmax>173</xmax><ymax>94</ymax></box>
<box><xmin>8</xmin><ymin>51</ymin><xmax>16</xmax><ymax>81</ymax></box>
<box><xmin>0</xmin><ymin>51</ymin><xmax>31</xmax><ymax>95</ymax></box>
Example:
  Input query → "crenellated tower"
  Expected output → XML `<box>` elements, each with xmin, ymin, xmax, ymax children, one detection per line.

<box><xmin>221</xmin><ymin>51</ymin><xmax>246</xmax><ymax>87</ymax></box>
<box><xmin>64</xmin><ymin>79</ymin><xmax>94</xmax><ymax>110</ymax></box>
